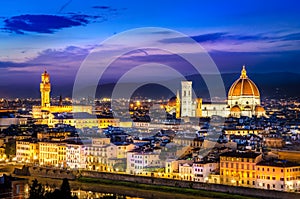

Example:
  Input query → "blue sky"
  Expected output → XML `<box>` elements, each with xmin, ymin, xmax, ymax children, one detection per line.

<box><xmin>0</xmin><ymin>0</ymin><xmax>300</xmax><ymax>97</ymax></box>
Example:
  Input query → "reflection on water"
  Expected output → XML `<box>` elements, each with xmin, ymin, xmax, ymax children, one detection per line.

<box><xmin>71</xmin><ymin>189</ymin><xmax>144</xmax><ymax>199</ymax></box>
<box><xmin>24</xmin><ymin>184</ymin><xmax>144</xmax><ymax>199</ymax></box>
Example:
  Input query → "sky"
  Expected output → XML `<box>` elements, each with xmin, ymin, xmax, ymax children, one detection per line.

<box><xmin>0</xmin><ymin>0</ymin><xmax>300</xmax><ymax>98</ymax></box>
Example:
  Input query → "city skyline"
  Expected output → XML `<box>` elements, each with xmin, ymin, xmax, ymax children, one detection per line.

<box><xmin>0</xmin><ymin>0</ymin><xmax>300</xmax><ymax>98</ymax></box>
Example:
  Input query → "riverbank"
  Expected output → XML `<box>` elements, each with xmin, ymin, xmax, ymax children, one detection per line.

<box><xmin>23</xmin><ymin>176</ymin><xmax>255</xmax><ymax>199</ymax></box>
<box><xmin>14</xmin><ymin>166</ymin><xmax>299</xmax><ymax>199</ymax></box>
<box><xmin>78</xmin><ymin>177</ymin><xmax>257</xmax><ymax>199</ymax></box>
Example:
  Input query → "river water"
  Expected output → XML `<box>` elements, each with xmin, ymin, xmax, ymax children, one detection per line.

<box><xmin>24</xmin><ymin>177</ymin><xmax>214</xmax><ymax>199</ymax></box>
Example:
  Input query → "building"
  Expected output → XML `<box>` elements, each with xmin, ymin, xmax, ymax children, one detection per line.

<box><xmin>85</xmin><ymin>138</ymin><xmax>117</xmax><ymax>171</ymax></box>
<box><xmin>66</xmin><ymin>142</ymin><xmax>87</xmax><ymax>169</ymax></box>
<box><xmin>224</xmin><ymin>128</ymin><xmax>263</xmax><ymax>136</ymax></box>
<box><xmin>171</xmin><ymin>66</ymin><xmax>266</xmax><ymax>119</ymax></box>
<box><xmin>0</xmin><ymin>147</ymin><xmax>6</xmax><ymax>161</ymax></box>
<box><xmin>220</xmin><ymin>151</ymin><xmax>262</xmax><ymax>188</ymax></box>
<box><xmin>33</xmin><ymin>70</ymin><xmax>119</xmax><ymax>129</ymax></box>
<box><xmin>32</xmin><ymin>70</ymin><xmax>93</xmax><ymax>127</ymax></box>
<box><xmin>264</xmin><ymin>137</ymin><xmax>285</xmax><ymax>148</ymax></box>
<box><xmin>179</xmin><ymin>163</ymin><xmax>193</xmax><ymax>181</ymax></box>
<box><xmin>0</xmin><ymin>111</ymin><xmax>27</xmax><ymax>131</ymax></box>
<box><xmin>275</xmin><ymin>150</ymin><xmax>300</xmax><ymax>164</ymax></box>
<box><xmin>38</xmin><ymin>141</ymin><xmax>66</xmax><ymax>167</ymax></box>
<box><xmin>256</xmin><ymin>159</ymin><xmax>300</xmax><ymax>192</ymax></box>
<box><xmin>16</xmin><ymin>140</ymin><xmax>39</xmax><ymax>163</ymax></box>
<box><xmin>228</xmin><ymin>66</ymin><xmax>266</xmax><ymax>118</ymax></box>
<box><xmin>192</xmin><ymin>161</ymin><xmax>219</xmax><ymax>182</ymax></box>
<box><xmin>181</xmin><ymin>81</ymin><xmax>193</xmax><ymax>117</ymax></box>
<box><xmin>126</xmin><ymin>151</ymin><xmax>161</xmax><ymax>174</ymax></box>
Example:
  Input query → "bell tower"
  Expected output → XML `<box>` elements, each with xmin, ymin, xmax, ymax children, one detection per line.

<box><xmin>175</xmin><ymin>90</ymin><xmax>181</xmax><ymax>119</ymax></box>
<box><xmin>40</xmin><ymin>70</ymin><xmax>51</xmax><ymax>107</ymax></box>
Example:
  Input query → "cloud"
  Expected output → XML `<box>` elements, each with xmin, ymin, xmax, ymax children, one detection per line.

<box><xmin>159</xmin><ymin>31</ymin><xmax>300</xmax><ymax>44</ymax></box>
<box><xmin>159</xmin><ymin>31</ymin><xmax>300</xmax><ymax>53</ymax></box>
<box><xmin>0</xmin><ymin>45</ymin><xmax>95</xmax><ymax>74</ymax></box>
<box><xmin>2</xmin><ymin>14</ymin><xmax>103</xmax><ymax>34</ymax></box>
<box><xmin>92</xmin><ymin>6</ymin><xmax>111</xmax><ymax>10</ymax></box>
<box><xmin>159</xmin><ymin>32</ymin><xmax>272</xmax><ymax>44</ymax></box>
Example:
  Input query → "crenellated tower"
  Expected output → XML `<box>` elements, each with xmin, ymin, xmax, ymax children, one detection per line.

<box><xmin>40</xmin><ymin>70</ymin><xmax>51</xmax><ymax>107</ymax></box>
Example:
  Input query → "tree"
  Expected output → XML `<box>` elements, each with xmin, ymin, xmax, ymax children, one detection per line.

<box><xmin>5</xmin><ymin>140</ymin><xmax>16</xmax><ymax>158</ymax></box>
<box><xmin>28</xmin><ymin>179</ymin><xmax>45</xmax><ymax>199</ymax></box>
<box><xmin>60</xmin><ymin>178</ymin><xmax>72</xmax><ymax>199</ymax></box>
<box><xmin>29</xmin><ymin>178</ymin><xmax>77</xmax><ymax>199</ymax></box>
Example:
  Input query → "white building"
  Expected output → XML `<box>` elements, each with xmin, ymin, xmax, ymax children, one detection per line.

<box><xmin>181</xmin><ymin>81</ymin><xmax>193</xmax><ymax>117</ymax></box>
<box><xmin>85</xmin><ymin>141</ymin><xmax>117</xmax><ymax>170</ymax></box>
<box><xmin>126</xmin><ymin>152</ymin><xmax>161</xmax><ymax>174</ymax></box>
<box><xmin>66</xmin><ymin>143</ymin><xmax>87</xmax><ymax>169</ymax></box>
<box><xmin>179</xmin><ymin>163</ymin><xmax>193</xmax><ymax>181</ymax></box>
<box><xmin>192</xmin><ymin>161</ymin><xmax>219</xmax><ymax>182</ymax></box>
<box><xmin>176</xmin><ymin>66</ymin><xmax>266</xmax><ymax>118</ymax></box>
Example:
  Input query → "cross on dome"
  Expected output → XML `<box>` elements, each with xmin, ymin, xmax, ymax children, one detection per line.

<box><xmin>240</xmin><ymin>65</ymin><xmax>247</xmax><ymax>78</ymax></box>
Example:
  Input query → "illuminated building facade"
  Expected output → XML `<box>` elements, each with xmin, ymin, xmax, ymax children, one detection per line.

<box><xmin>228</xmin><ymin>66</ymin><xmax>265</xmax><ymax>117</ymax></box>
<box><xmin>66</xmin><ymin>143</ymin><xmax>87</xmax><ymax>169</ymax></box>
<box><xmin>220</xmin><ymin>151</ymin><xmax>262</xmax><ymax>187</ymax></box>
<box><xmin>192</xmin><ymin>161</ymin><xmax>219</xmax><ymax>182</ymax></box>
<box><xmin>256</xmin><ymin>160</ymin><xmax>300</xmax><ymax>192</ymax></box>
<box><xmin>40</xmin><ymin>70</ymin><xmax>51</xmax><ymax>107</ymax></box>
<box><xmin>38</xmin><ymin>141</ymin><xmax>66</xmax><ymax>167</ymax></box>
<box><xmin>16</xmin><ymin>140</ymin><xmax>39</xmax><ymax>163</ymax></box>
<box><xmin>166</xmin><ymin>66</ymin><xmax>266</xmax><ymax>119</ymax></box>
<box><xmin>126</xmin><ymin>151</ymin><xmax>161</xmax><ymax>174</ymax></box>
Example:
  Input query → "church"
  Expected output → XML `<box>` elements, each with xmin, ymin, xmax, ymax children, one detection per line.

<box><xmin>166</xmin><ymin>66</ymin><xmax>266</xmax><ymax>118</ymax></box>
<box><xmin>227</xmin><ymin>66</ymin><xmax>265</xmax><ymax>118</ymax></box>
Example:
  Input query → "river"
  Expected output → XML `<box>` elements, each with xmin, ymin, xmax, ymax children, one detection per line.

<box><xmin>24</xmin><ymin>177</ymin><xmax>214</xmax><ymax>199</ymax></box>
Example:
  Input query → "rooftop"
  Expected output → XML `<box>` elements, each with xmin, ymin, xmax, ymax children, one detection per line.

<box><xmin>257</xmin><ymin>159</ymin><xmax>300</xmax><ymax>167</ymax></box>
<box><xmin>220</xmin><ymin>151</ymin><xmax>261</xmax><ymax>159</ymax></box>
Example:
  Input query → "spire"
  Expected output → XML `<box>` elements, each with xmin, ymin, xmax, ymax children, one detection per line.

<box><xmin>240</xmin><ymin>65</ymin><xmax>247</xmax><ymax>78</ymax></box>
<box><xmin>59</xmin><ymin>94</ymin><xmax>63</xmax><ymax>106</ymax></box>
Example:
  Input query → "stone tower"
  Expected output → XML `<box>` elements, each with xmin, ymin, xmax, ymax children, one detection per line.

<box><xmin>40</xmin><ymin>70</ymin><xmax>51</xmax><ymax>107</ymax></box>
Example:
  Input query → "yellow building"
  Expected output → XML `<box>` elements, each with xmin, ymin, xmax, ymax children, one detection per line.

<box><xmin>264</xmin><ymin>137</ymin><xmax>285</xmax><ymax>149</ymax></box>
<box><xmin>0</xmin><ymin>147</ymin><xmax>6</xmax><ymax>161</ymax></box>
<box><xmin>16</xmin><ymin>140</ymin><xmax>39</xmax><ymax>163</ymax></box>
<box><xmin>37</xmin><ymin>131</ymin><xmax>71</xmax><ymax>140</ymax></box>
<box><xmin>50</xmin><ymin>115</ymin><xmax>119</xmax><ymax>129</ymax></box>
<box><xmin>224</xmin><ymin>129</ymin><xmax>263</xmax><ymax>136</ymax></box>
<box><xmin>256</xmin><ymin>159</ymin><xmax>300</xmax><ymax>192</ymax></box>
<box><xmin>39</xmin><ymin>141</ymin><xmax>66</xmax><ymax>167</ymax></box>
<box><xmin>275</xmin><ymin>150</ymin><xmax>300</xmax><ymax>164</ymax></box>
<box><xmin>220</xmin><ymin>151</ymin><xmax>262</xmax><ymax>187</ymax></box>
